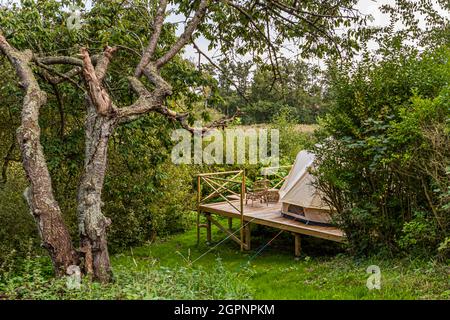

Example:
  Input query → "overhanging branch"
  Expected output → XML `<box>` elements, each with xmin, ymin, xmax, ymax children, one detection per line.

<box><xmin>155</xmin><ymin>0</ymin><xmax>209</xmax><ymax>69</ymax></box>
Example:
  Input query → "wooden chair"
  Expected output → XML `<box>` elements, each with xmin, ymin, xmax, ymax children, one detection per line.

<box><xmin>246</xmin><ymin>179</ymin><xmax>270</xmax><ymax>206</ymax></box>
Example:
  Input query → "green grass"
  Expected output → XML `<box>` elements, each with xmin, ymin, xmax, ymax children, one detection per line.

<box><xmin>1</xmin><ymin>218</ymin><xmax>448</xmax><ymax>300</ymax></box>
<box><xmin>112</xmin><ymin>218</ymin><xmax>450</xmax><ymax>300</ymax></box>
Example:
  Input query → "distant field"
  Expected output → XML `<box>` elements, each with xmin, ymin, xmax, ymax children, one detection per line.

<box><xmin>236</xmin><ymin>124</ymin><xmax>318</xmax><ymax>133</ymax></box>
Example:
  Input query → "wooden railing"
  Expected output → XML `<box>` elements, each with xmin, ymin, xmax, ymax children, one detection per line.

<box><xmin>196</xmin><ymin>166</ymin><xmax>292</xmax><ymax>251</ymax></box>
<box><xmin>197</xmin><ymin>170</ymin><xmax>246</xmax><ymax>250</ymax></box>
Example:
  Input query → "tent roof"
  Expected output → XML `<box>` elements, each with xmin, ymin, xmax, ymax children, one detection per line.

<box><xmin>279</xmin><ymin>150</ymin><xmax>330</xmax><ymax>210</ymax></box>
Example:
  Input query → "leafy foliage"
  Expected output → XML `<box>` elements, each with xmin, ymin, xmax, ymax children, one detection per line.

<box><xmin>0</xmin><ymin>168</ymin><xmax>40</xmax><ymax>264</ymax></box>
<box><xmin>313</xmin><ymin>45</ymin><xmax>450</xmax><ymax>256</ymax></box>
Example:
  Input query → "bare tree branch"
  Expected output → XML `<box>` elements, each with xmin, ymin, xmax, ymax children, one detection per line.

<box><xmin>36</xmin><ymin>56</ymin><xmax>85</xmax><ymax>66</ymax></box>
<box><xmin>222</xmin><ymin>0</ymin><xmax>281</xmax><ymax>80</ymax></box>
<box><xmin>262</xmin><ymin>1</ymin><xmax>343</xmax><ymax>60</ymax></box>
<box><xmin>135</xmin><ymin>0</ymin><xmax>168</xmax><ymax>77</ymax></box>
<box><xmin>268</xmin><ymin>0</ymin><xmax>359</xmax><ymax>20</ymax></box>
<box><xmin>119</xmin><ymin>64</ymin><xmax>240</xmax><ymax>135</ymax></box>
<box><xmin>117</xmin><ymin>65</ymin><xmax>173</xmax><ymax>122</ymax></box>
<box><xmin>168</xmin><ymin>107</ymin><xmax>241</xmax><ymax>135</ymax></box>
<box><xmin>155</xmin><ymin>0</ymin><xmax>209</xmax><ymax>69</ymax></box>
<box><xmin>34</xmin><ymin>60</ymin><xmax>84</xmax><ymax>91</ymax></box>
<box><xmin>95</xmin><ymin>46</ymin><xmax>118</xmax><ymax>82</ymax></box>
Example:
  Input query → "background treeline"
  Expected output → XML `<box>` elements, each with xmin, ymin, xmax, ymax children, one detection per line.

<box><xmin>211</xmin><ymin>58</ymin><xmax>329</xmax><ymax>124</ymax></box>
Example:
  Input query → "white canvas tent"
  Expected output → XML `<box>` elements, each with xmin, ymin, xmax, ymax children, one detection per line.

<box><xmin>279</xmin><ymin>150</ymin><xmax>333</xmax><ymax>226</ymax></box>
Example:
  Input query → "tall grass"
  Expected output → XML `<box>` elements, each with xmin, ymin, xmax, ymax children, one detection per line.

<box><xmin>0</xmin><ymin>251</ymin><xmax>253</xmax><ymax>300</ymax></box>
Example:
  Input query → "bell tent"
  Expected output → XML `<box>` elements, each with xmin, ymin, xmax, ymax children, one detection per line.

<box><xmin>279</xmin><ymin>150</ymin><xmax>333</xmax><ymax>226</ymax></box>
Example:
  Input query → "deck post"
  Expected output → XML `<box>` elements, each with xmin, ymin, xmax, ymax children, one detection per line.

<box><xmin>196</xmin><ymin>211</ymin><xmax>201</xmax><ymax>245</ymax></box>
<box><xmin>244</xmin><ymin>223</ymin><xmax>251</xmax><ymax>250</ymax></box>
<box><xmin>228</xmin><ymin>217</ymin><xmax>233</xmax><ymax>231</ymax></box>
<box><xmin>240</xmin><ymin>170</ymin><xmax>245</xmax><ymax>251</ymax></box>
<box><xmin>197</xmin><ymin>175</ymin><xmax>201</xmax><ymax>245</ymax></box>
<box><xmin>206</xmin><ymin>214</ymin><xmax>212</xmax><ymax>244</ymax></box>
<box><xmin>294</xmin><ymin>233</ymin><xmax>301</xmax><ymax>257</ymax></box>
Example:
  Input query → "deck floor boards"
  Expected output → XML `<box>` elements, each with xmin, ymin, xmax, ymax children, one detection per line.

<box><xmin>199</xmin><ymin>200</ymin><xmax>345</xmax><ymax>242</ymax></box>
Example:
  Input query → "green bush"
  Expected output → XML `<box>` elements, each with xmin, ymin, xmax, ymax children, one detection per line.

<box><xmin>399</xmin><ymin>211</ymin><xmax>439</xmax><ymax>252</ymax></box>
<box><xmin>0</xmin><ymin>166</ymin><xmax>41</xmax><ymax>264</ymax></box>
<box><xmin>313</xmin><ymin>46</ymin><xmax>450</xmax><ymax>256</ymax></box>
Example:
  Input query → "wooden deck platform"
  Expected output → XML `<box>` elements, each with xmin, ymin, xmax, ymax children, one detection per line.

<box><xmin>198</xmin><ymin>199</ymin><xmax>346</xmax><ymax>253</ymax></box>
<box><xmin>195</xmin><ymin>170</ymin><xmax>345</xmax><ymax>257</ymax></box>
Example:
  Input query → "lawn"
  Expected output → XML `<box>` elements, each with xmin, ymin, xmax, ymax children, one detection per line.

<box><xmin>111</xmin><ymin>218</ymin><xmax>450</xmax><ymax>300</ymax></box>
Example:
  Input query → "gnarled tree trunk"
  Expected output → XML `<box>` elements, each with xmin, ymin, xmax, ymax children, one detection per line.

<box><xmin>0</xmin><ymin>36</ymin><xmax>78</xmax><ymax>276</ymax></box>
<box><xmin>77</xmin><ymin>101</ymin><xmax>115</xmax><ymax>282</ymax></box>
